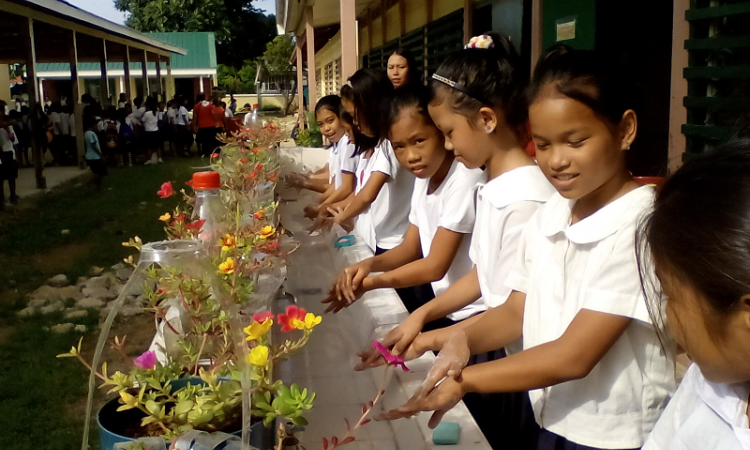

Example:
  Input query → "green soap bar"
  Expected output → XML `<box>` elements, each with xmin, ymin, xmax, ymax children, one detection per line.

<box><xmin>432</xmin><ymin>422</ymin><xmax>460</xmax><ymax>445</ymax></box>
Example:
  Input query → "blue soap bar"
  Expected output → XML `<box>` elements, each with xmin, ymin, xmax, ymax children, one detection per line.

<box><xmin>432</xmin><ymin>422</ymin><xmax>460</xmax><ymax>445</ymax></box>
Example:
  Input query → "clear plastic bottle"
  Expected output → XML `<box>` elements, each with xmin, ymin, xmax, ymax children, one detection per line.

<box><xmin>191</xmin><ymin>171</ymin><xmax>227</xmax><ymax>254</ymax></box>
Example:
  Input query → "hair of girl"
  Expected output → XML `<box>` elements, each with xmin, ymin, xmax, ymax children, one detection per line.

<box><xmin>315</xmin><ymin>95</ymin><xmax>342</xmax><ymax>116</ymax></box>
<box><xmin>340</xmin><ymin>84</ymin><xmax>353</xmax><ymax>103</ymax></box>
<box><xmin>348</xmin><ymin>68</ymin><xmax>395</xmax><ymax>142</ymax></box>
<box><xmin>636</xmin><ymin>139</ymin><xmax>750</xmax><ymax>346</ymax></box>
<box><xmin>528</xmin><ymin>44</ymin><xmax>642</xmax><ymax>128</ymax></box>
<box><xmin>430</xmin><ymin>32</ymin><xmax>527</xmax><ymax>138</ymax></box>
<box><xmin>387</xmin><ymin>84</ymin><xmax>431</xmax><ymax>131</ymax></box>
<box><xmin>390</xmin><ymin>47</ymin><xmax>421</xmax><ymax>88</ymax></box>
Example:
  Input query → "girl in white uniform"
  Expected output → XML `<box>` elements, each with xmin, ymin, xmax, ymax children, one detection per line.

<box><xmin>641</xmin><ymin>140</ymin><xmax>750</xmax><ymax>450</ymax></box>
<box><xmin>379</xmin><ymin>46</ymin><xmax>676</xmax><ymax>450</ymax></box>
<box><xmin>324</xmin><ymin>87</ymin><xmax>483</xmax><ymax>319</ymax></box>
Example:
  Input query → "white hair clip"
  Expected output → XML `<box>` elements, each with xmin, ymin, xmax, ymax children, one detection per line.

<box><xmin>465</xmin><ymin>35</ymin><xmax>494</xmax><ymax>50</ymax></box>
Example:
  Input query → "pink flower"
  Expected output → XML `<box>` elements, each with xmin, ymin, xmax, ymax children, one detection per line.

<box><xmin>133</xmin><ymin>350</ymin><xmax>157</xmax><ymax>370</ymax></box>
<box><xmin>253</xmin><ymin>311</ymin><xmax>273</xmax><ymax>323</ymax></box>
<box><xmin>372</xmin><ymin>341</ymin><xmax>409</xmax><ymax>372</ymax></box>
<box><xmin>277</xmin><ymin>305</ymin><xmax>306</xmax><ymax>332</ymax></box>
<box><xmin>157</xmin><ymin>182</ymin><xmax>173</xmax><ymax>198</ymax></box>
<box><xmin>184</xmin><ymin>219</ymin><xmax>206</xmax><ymax>231</ymax></box>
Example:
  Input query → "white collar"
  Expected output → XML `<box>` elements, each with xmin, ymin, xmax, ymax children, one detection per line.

<box><xmin>693</xmin><ymin>366</ymin><xmax>750</xmax><ymax>448</ymax></box>
<box><xmin>476</xmin><ymin>165</ymin><xmax>555</xmax><ymax>209</ymax></box>
<box><xmin>541</xmin><ymin>185</ymin><xmax>655</xmax><ymax>244</ymax></box>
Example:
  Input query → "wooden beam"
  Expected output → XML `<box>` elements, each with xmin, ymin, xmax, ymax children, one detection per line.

<box><xmin>165</xmin><ymin>57</ymin><xmax>174</xmax><ymax>100</ymax></box>
<box><xmin>141</xmin><ymin>49</ymin><xmax>149</xmax><ymax>97</ymax></box>
<box><xmin>69</xmin><ymin>31</ymin><xmax>84</xmax><ymax>168</ymax></box>
<box><xmin>668</xmin><ymin>0</ymin><xmax>690</xmax><ymax>173</ymax></box>
<box><xmin>367</xmin><ymin>7</ymin><xmax>373</xmax><ymax>53</ymax></box>
<box><xmin>530</xmin><ymin>0</ymin><xmax>543</xmax><ymax>75</ymax></box>
<box><xmin>123</xmin><ymin>45</ymin><xmax>132</xmax><ymax>102</ymax></box>
<box><xmin>426</xmin><ymin>0</ymin><xmax>433</xmax><ymax>23</ymax></box>
<box><xmin>100</xmin><ymin>39</ymin><xmax>109</xmax><ymax>106</ymax></box>
<box><xmin>399</xmin><ymin>0</ymin><xmax>406</xmax><ymax>36</ymax></box>
<box><xmin>463</xmin><ymin>0</ymin><xmax>474</xmax><ymax>45</ymax></box>
<box><xmin>296</xmin><ymin>39</ymin><xmax>305</xmax><ymax>126</ymax></box>
<box><xmin>305</xmin><ymin>6</ymin><xmax>317</xmax><ymax>109</ymax></box>
<box><xmin>25</xmin><ymin>18</ymin><xmax>46</xmax><ymax>189</ymax></box>
<box><xmin>340</xmin><ymin>0</ymin><xmax>357</xmax><ymax>80</ymax></box>
<box><xmin>155</xmin><ymin>54</ymin><xmax>163</xmax><ymax>100</ymax></box>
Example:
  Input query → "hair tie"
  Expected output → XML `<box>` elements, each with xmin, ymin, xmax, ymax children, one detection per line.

<box><xmin>465</xmin><ymin>35</ymin><xmax>494</xmax><ymax>50</ymax></box>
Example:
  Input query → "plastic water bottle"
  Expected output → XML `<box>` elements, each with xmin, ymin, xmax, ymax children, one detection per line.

<box><xmin>191</xmin><ymin>171</ymin><xmax>226</xmax><ymax>254</ymax></box>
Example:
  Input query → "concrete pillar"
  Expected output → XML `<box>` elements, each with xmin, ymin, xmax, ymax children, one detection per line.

<box><xmin>25</xmin><ymin>18</ymin><xmax>45</xmax><ymax>189</ymax></box>
<box><xmin>69</xmin><ymin>31</ymin><xmax>84</xmax><ymax>167</ymax></box>
<box><xmin>296</xmin><ymin>39</ymin><xmax>305</xmax><ymax>125</ymax></box>
<box><xmin>100</xmin><ymin>39</ymin><xmax>110</xmax><ymax>107</ymax></box>
<box><xmin>305</xmin><ymin>6</ymin><xmax>317</xmax><ymax>109</ymax></box>
<box><xmin>155</xmin><ymin>54</ymin><xmax>163</xmax><ymax>101</ymax></box>
<box><xmin>166</xmin><ymin>58</ymin><xmax>174</xmax><ymax>100</ymax></box>
<box><xmin>0</xmin><ymin>65</ymin><xmax>11</xmax><ymax>105</ymax></box>
<box><xmin>530</xmin><ymin>0</ymin><xmax>543</xmax><ymax>75</ymax></box>
<box><xmin>141</xmin><ymin>50</ymin><xmax>149</xmax><ymax>97</ymax></box>
<box><xmin>340</xmin><ymin>0</ymin><xmax>357</xmax><ymax>80</ymax></box>
<box><xmin>124</xmin><ymin>45</ymin><xmax>132</xmax><ymax>103</ymax></box>
<box><xmin>463</xmin><ymin>0</ymin><xmax>474</xmax><ymax>45</ymax></box>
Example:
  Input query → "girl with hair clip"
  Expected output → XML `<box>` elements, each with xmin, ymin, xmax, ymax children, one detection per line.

<box><xmin>357</xmin><ymin>33</ymin><xmax>556</xmax><ymax>449</ymax></box>
<box><xmin>323</xmin><ymin>86</ymin><xmax>484</xmax><ymax>322</ymax></box>
<box><xmin>638</xmin><ymin>139</ymin><xmax>750</xmax><ymax>450</ymax></box>
<box><xmin>326</xmin><ymin>69</ymin><xmax>421</xmax><ymax>309</ymax></box>
<box><xmin>376</xmin><ymin>46</ymin><xmax>676</xmax><ymax>450</ymax></box>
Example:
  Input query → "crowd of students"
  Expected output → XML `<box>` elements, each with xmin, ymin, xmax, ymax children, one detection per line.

<box><xmin>288</xmin><ymin>34</ymin><xmax>750</xmax><ymax>450</ymax></box>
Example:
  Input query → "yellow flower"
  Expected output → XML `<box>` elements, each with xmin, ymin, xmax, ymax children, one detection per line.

<box><xmin>219</xmin><ymin>234</ymin><xmax>236</xmax><ymax>252</ymax></box>
<box><xmin>291</xmin><ymin>313</ymin><xmax>322</xmax><ymax>331</ymax></box>
<box><xmin>244</xmin><ymin>318</ymin><xmax>273</xmax><ymax>341</ymax></box>
<box><xmin>246</xmin><ymin>345</ymin><xmax>269</xmax><ymax>366</ymax></box>
<box><xmin>259</xmin><ymin>225</ymin><xmax>276</xmax><ymax>240</ymax></box>
<box><xmin>158</xmin><ymin>212</ymin><xmax>171</xmax><ymax>222</ymax></box>
<box><xmin>218</xmin><ymin>257</ymin><xmax>235</xmax><ymax>274</ymax></box>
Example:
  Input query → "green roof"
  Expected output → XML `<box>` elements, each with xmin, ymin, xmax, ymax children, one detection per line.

<box><xmin>37</xmin><ymin>32</ymin><xmax>216</xmax><ymax>73</ymax></box>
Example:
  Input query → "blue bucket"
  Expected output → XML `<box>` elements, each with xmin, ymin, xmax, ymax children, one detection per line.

<box><xmin>97</xmin><ymin>378</ymin><xmax>274</xmax><ymax>450</ymax></box>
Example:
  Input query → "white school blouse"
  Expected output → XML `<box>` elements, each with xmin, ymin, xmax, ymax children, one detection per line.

<box><xmin>644</xmin><ymin>364</ymin><xmax>750</xmax><ymax>450</ymax></box>
<box><xmin>408</xmin><ymin>160</ymin><xmax>484</xmax><ymax>321</ymax></box>
<box><xmin>328</xmin><ymin>140</ymin><xmax>341</xmax><ymax>188</ymax></box>
<box><xmin>353</xmin><ymin>140</ymin><xmax>414</xmax><ymax>252</ymax></box>
<box><xmin>469</xmin><ymin>165</ymin><xmax>555</xmax><ymax>316</ymax></box>
<box><xmin>505</xmin><ymin>185</ymin><xmax>676</xmax><ymax>449</ymax></box>
<box><xmin>338</xmin><ymin>134</ymin><xmax>358</xmax><ymax>176</ymax></box>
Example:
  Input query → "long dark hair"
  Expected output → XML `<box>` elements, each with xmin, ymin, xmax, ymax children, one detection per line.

<box><xmin>315</xmin><ymin>95</ymin><xmax>342</xmax><ymax>117</ymax></box>
<box><xmin>430</xmin><ymin>32</ymin><xmax>526</xmax><ymax>137</ymax></box>
<box><xmin>637</xmin><ymin>139</ymin><xmax>750</xmax><ymax>342</ymax></box>
<box><xmin>348</xmin><ymin>68</ymin><xmax>395</xmax><ymax>142</ymax></box>
<box><xmin>388</xmin><ymin>47</ymin><xmax>421</xmax><ymax>89</ymax></box>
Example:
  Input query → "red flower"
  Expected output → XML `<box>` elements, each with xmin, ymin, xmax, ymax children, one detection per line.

<box><xmin>252</xmin><ymin>311</ymin><xmax>273</xmax><ymax>323</ymax></box>
<box><xmin>185</xmin><ymin>179</ymin><xmax>194</xmax><ymax>187</ymax></box>
<box><xmin>156</xmin><ymin>289</ymin><xmax>165</xmax><ymax>295</ymax></box>
<box><xmin>240</xmin><ymin>158</ymin><xmax>248</xmax><ymax>164</ymax></box>
<box><xmin>267</xmin><ymin>171</ymin><xmax>278</xmax><ymax>182</ymax></box>
<box><xmin>256</xmin><ymin>164</ymin><xmax>265</xmax><ymax>170</ymax></box>
<box><xmin>241</xmin><ymin>149</ymin><xmax>247</xmax><ymax>155</ymax></box>
<box><xmin>247</xmin><ymin>170</ymin><xmax>258</xmax><ymax>180</ymax></box>
<box><xmin>211</xmin><ymin>152</ymin><xmax>220</xmax><ymax>159</ymax></box>
<box><xmin>277</xmin><ymin>305</ymin><xmax>307</xmax><ymax>332</ymax></box>
<box><xmin>184</xmin><ymin>219</ymin><xmax>206</xmax><ymax>231</ymax></box>
<box><xmin>251</xmin><ymin>148</ymin><xmax>260</xmax><ymax>154</ymax></box>
<box><xmin>157</xmin><ymin>182</ymin><xmax>173</xmax><ymax>198</ymax></box>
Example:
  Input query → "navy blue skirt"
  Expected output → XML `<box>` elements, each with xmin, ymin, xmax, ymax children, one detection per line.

<box><xmin>536</xmin><ymin>429</ymin><xmax>640</xmax><ymax>450</ymax></box>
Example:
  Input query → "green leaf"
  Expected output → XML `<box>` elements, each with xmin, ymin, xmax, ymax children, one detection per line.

<box><xmin>145</xmin><ymin>400</ymin><xmax>161</xmax><ymax>416</ymax></box>
<box><xmin>174</xmin><ymin>400</ymin><xmax>194</xmax><ymax>415</ymax></box>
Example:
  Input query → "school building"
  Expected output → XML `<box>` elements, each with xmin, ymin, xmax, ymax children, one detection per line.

<box><xmin>278</xmin><ymin>0</ymin><xmax>750</xmax><ymax>176</ymax></box>
<box><xmin>35</xmin><ymin>32</ymin><xmax>219</xmax><ymax>106</ymax></box>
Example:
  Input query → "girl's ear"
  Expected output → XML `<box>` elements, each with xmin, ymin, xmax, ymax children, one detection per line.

<box><xmin>619</xmin><ymin>109</ymin><xmax>637</xmax><ymax>151</ymax></box>
<box><xmin>477</xmin><ymin>106</ymin><xmax>498</xmax><ymax>134</ymax></box>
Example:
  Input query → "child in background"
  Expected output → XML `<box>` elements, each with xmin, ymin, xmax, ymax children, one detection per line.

<box><xmin>378</xmin><ymin>47</ymin><xmax>675</xmax><ymax>450</ymax></box>
<box><xmin>324</xmin><ymin>86</ymin><xmax>484</xmax><ymax>321</ymax></box>
<box><xmin>118</xmin><ymin>108</ymin><xmax>135</xmax><ymax>167</ymax></box>
<box><xmin>640</xmin><ymin>140</ymin><xmax>750</xmax><ymax>450</ymax></box>
<box><xmin>84</xmin><ymin>116</ymin><xmax>106</xmax><ymax>191</ymax></box>
<box><xmin>0</xmin><ymin>101</ymin><xmax>19</xmax><ymax>209</ymax></box>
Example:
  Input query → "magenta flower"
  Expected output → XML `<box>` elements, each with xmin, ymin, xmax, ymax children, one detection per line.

<box><xmin>157</xmin><ymin>182</ymin><xmax>173</xmax><ymax>199</ymax></box>
<box><xmin>133</xmin><ymin>350</ymin><xmax>157</xmax><ymax>370</ymax></box>
<box><xmin>372</xmin><ymin>341</ymin><xmax>409</xmax><ymax>372</ymax></box>
<box><xmin>253</xmin><ymin>311</ymin><xmax>273</xmax><ymax>323</ymax></box>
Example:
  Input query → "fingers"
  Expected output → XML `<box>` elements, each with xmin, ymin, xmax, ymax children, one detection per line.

<box><xmin>354</xmin><ymin>349</ymin><xmax>385</xmax><ymax>371</ymax></box>
<box><xmin>351</xmin><ymin>269</ymin><xmax>367</xmax><ymax>291</ymax></box>
<box><xmin>428</xmin><ymin>408</ymin><xmax>449</xmax><ymax>429</ymax></box>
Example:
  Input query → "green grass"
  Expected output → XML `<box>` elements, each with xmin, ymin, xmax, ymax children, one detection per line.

<box><xmin>0</xmin><ymin>158</ymin><xmax>202</xmax><ymax>450</ymax></box>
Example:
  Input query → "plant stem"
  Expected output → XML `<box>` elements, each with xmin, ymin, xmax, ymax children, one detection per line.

<box><xmin>75</xmin><ymin>354</ymin><xmax>108</xmax><ymax>382</ymax></box>
<box><xmin>194</xmin><ymin>334</ymin><xmax>208</xmax><ymax>376</ymax></box>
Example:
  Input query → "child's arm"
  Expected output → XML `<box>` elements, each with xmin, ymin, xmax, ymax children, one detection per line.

<box><xmin>92</xmin><ymin>136</ymin><xmax>103</xmax><ymax>158</ymax></box>
<box><xmin>319</xmin><ymin>172</ymin><xmax>356</xmax><ymax>206</ymax></box>
<box><xmin>328</xmin><ymin>171</ymin><xmax>389</xmax><ymax>224</ymax></box>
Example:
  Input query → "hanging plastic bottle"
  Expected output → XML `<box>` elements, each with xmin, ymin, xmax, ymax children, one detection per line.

<box><xmin>192</xmin><ymin>171</ymin><xmax>227</xmax><ymax>254</ymax></box>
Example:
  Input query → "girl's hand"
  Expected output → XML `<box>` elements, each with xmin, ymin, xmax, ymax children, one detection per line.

<box><xmin>321</xmin><ymin>288</ymin><xmax>358</xmax><ymax>313</ymax></box>
<box><xmin>284</xmin><ymin>172</ymin><xmax>307</xmax><ymax>191</ymax></box>
<box><xmin>409</xmin><ymin>331</ymin><xmax>470</xmax><ymax>402</ymax></box>
<box><xmin>378</xmin><ymin>375</ymin><xmax>466</xmax><ymax>429</ymax></box>
<box><xmin>308</xmin><ymin>217</ymin><xmax>334</xmax><ymax>234</ymax></box>
<box><xmin>327</xmin><ymin>205</ymin><xmax>346</xmax><ymax>224</ymax></box>
<box><xmin>303</xmin><ymin>203</ymin><xmax>320</xmax><ymax>219</ymax></box>
<box><xmin>354</xmin><ymin>332</ymin><xmax>430</xmax><ymax>371</ymax></box>
<box><xmin>335</xmin><ymin>261</ymin><xmax>373</xmax><ymax>303</ymax></box>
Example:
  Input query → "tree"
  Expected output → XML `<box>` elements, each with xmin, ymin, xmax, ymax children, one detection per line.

<box><xmin>260</xmin><ymin>35</ymin><xmax>297</xmax><ymax>115</ymax></box>
<box><xmin>114</xmin><ymin>0</ymin><xmax>277</xmax><ymax>67</ymax></box>
<box><xmin>218</xmin><ymin>60</ymin><xmax>257</xmax><ymax>94</ymax></box>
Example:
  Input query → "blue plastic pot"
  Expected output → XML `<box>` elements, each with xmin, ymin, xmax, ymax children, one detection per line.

<box><xmin>97</xmin><ymin>378</ymin><xmax>274</xmax><ymax>450</ymax></box>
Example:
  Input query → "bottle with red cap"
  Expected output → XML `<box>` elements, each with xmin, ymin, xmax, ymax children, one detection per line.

<box><xmin>191</xmin><ymin>171</ymin><xmax>227</xmax><ymax>252</ymax></box>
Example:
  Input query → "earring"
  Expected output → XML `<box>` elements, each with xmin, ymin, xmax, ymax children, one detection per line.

<box><xmin>486</xmin><ymin>126</ymin><xmax>491</xmax><ymax>131</ymax></box>
<box><xmin>626</xmin><ymin>144</ymin><xmax>631</xmax><ymax>150</ymax></box>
